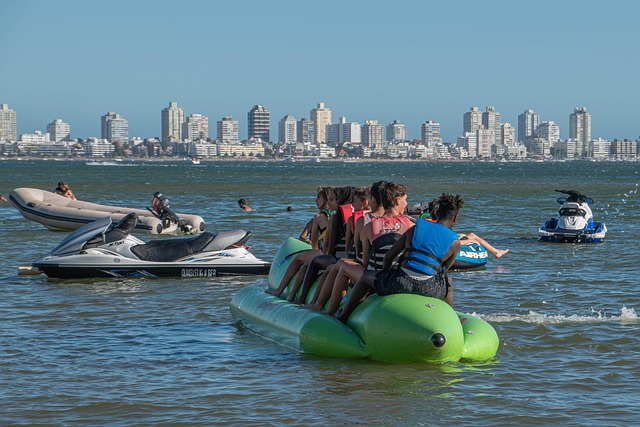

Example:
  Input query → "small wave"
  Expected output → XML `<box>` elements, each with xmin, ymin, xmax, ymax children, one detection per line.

<box><xmin>478</xmin><ymin>305</ymin><xmax>638</xmax><ymax>324</ymax></box>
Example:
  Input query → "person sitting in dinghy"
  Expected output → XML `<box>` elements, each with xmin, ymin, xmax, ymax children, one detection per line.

<box><xmin>336</xmin><ymin>193</ymin><xmax>463</xmax><ymax>323</ymax></box>
<box><xmin>0</xmin><ymin>194</ymin><xmax>7</xmax><ymax>202</ymax></box>
<box><xmin>53</xmin><ymin>182</ymin><xmax>77</xmax><ymax>200</ymax></box>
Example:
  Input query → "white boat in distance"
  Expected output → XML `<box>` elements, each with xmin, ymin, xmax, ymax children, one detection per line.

<box><xmin>8</xmin><ymin>188</ymin><xmax>205</xmax><ymax>235</ymax></box>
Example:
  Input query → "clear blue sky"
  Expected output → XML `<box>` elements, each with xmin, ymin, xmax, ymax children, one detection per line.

<box><xmin>1</xmin><ymin>0</ymin><xmax>638</xmax><ymax>142</ymax></box>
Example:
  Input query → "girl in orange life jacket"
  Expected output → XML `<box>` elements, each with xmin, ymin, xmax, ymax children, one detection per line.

<box><xmin>301</xmin><ymin>181</ymin><xmax>385</xmax><ymax>307</ymax></box>
<box><xmin>309</xmin><ymin>182</ymin><xmax>412</xmax><ymax>315</ymax></box>
<box><xmin>285</xmin><ymin>186</ymin><xmax>355</xmax><ymax>303</ymax></box>
<box><xmin>336</xmin><ymin>194</ymin><xmax>464</xmax><ymax>323</ymax></box>
<box><xmin>266</xmin><ymin>186</ymin><xmax>332</xmax><ymax>298</ymax></box>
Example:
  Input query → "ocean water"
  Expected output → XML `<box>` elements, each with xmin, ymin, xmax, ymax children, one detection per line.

<box><xmin>1</xmin><ymin>158</ymin><xmax>638</xmax><ymax>426</ymax></box>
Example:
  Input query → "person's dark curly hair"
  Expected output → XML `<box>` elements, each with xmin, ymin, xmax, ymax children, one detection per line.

<box><xmin>431</xmin><ymin>193</ymin><xmax>464</xmax><ymax>221</ymax></box>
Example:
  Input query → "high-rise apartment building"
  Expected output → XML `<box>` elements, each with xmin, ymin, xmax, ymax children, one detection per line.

<box><xmin>463</xmin><ymin>106</ymin><xmax>482</xmax><ymax>134</ymax></box>
<box><xmin>46</xmin><ymin>118</ymin><xmax>71</xmax><ymax>142</ymax></box>
<box><xmin>248</xmin><ymin>105</ymin><xmax>270</xmax><ymax>141</ymax></box>
<box><xmin>278</xmin><ymin>115</ymin><xmax>297</xmax><ymax>144</ymax></box>
<box><xmin>536</xmin><ymin>121</ymin><xmax>561</xmax><ymax>145</ymax></box>
<box><xmin>327</xmin><ymin>117</ymin><xmax>361</xmax><ymax>144</ymax></box>
<box><xmin>476</xmin><ymin>125</ymin><xmax>495</xmax><ymax>157</ymax></box>
<box><xmin>517</xmin><ymin>109</ymin><xmax>539</xmax><ymax>143</ymax></box>
<box><xmin>0</xmin><ymin>103</ymin><xmax>17</xmax><ymax>141</ymax></box>
<box><xmin>161</xmin><ymin>101</ymin><xmax>185</xmax><ymax>142</ymax></box>
<box><xmin>476</xmin><ymin>126</ymin><xmax>494</xmax><ymax>158</ymax></box>
<box><xmin>341</xmin><ymin>121</ymin><xmax>361</xmax><ymax>144</ymax></box>
<box><xmin>569</xmin><ymin>107</ymin><xmax>591</xmax><ymax>157</ymax></box>
<box><xmin>457</xmin><ymin>132</ymin><xmax>478</xmax><ymax>158</ymax></box>
<box><xmin>501</xmin><ymin>123</ymin><xmax>516</xmax><ymax>146</ymax></box>
<box><xmin>297</xmin><ymin>118</ymin><xmax>315</xmax><ymax>145</ymax></box>
<box><xmin>217</xmin><ymin>116</ymin><xmax>239</xmax><ymax>143</ymax></box>
<box><xmin>310</xmin><ymin>102</ymin><xmax>331</xmax><ymax>145</ymax></box>
<box><xmin>421</xmin><ymin>120</ymin><xmax>442</xmax><ymax>147</ymax></box>
<box><xmin>101</xmin><ymin>112</ymin><xmax>129</xmax><ymax>143</ymax></box>
<box><xmin>386</xmin><ymin>120</ymin><xmax>406</xmax><ymax>142</ymax></box>
<box><xmin>183</xmin><ymin>113</ymin><xmax>209</xmax><ymax>141</ymax></box>
<box><xmin>361</xmin><ymin>120</ymin><xmax>384</xmax><ymax>151</ymax></box>
<box><xmin>482</xmin><ymin>106</ymin><xmax>502</xmax><ymax>145</ymax></box>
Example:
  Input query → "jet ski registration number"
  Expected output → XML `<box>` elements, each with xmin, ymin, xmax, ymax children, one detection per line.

<box><xmin>181</xmin><ymin>268</ymin><xmax>218</xmax><ymax>278</ymax></box>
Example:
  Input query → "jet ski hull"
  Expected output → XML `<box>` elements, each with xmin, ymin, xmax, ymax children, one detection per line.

<box><xmin>33</xmin><ymin>255</ymin><xmax>271</xmax><ymax>279</ymax></box>
<box><xmin>538</xmin><ymin>219</ymin><xmax>607</xmax><ymax>243</ymax></box>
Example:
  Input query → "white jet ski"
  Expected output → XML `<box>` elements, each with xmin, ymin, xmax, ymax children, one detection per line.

<box><xmin>32</xmin><ymin>213</ymin><xmax>271</xmax><ymax>279</ymax></box>
<box><xmin>538</xmin><ymin>189</ymin><xmax>607</xmax><ymax>243</ymax></box>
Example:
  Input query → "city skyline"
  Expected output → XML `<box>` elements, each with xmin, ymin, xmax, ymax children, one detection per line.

<box><xmin>1</xmin><ymin>1</ymin><xmax>639</xmax><ymax>142</ymax></box>
<box><xmin>2</xmin><ymin>102</ymin><xmax>612</xmax><ymax>147</ymax></box>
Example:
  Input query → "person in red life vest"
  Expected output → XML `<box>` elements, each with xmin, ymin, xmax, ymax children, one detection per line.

<box><xmin>284</xmin><ymin>186</ymin><xmax>356</xmax><ymax>303</ymax></box>
<box><xmin>308</xmin><ymin>182</ymin><xmax>412</xmax><ymax>315</ymax></box>
<box><xmin>300</xmin><ymin>183</ymin><xmax>377</xmax><ymax>307</ymax></box>
<box><xmin>336</xmin><ymin>193</ymin><xmax>464</xmax><ymax>323</ymax></box>
<box><xmin>296</xmin><ymin>181</ymin><xmax>386</xmax><ymax>305</ymax></box>
<box><xmin>344</xmin><ymin>186</ymin><xmax>371</xmax><ymax>261</ymax></box>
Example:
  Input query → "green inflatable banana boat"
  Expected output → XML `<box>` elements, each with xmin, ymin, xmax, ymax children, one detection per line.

<box><xmin>230</xmin><ymin>237</ymin><xmax>499</xmax><ymax>363</ymax></box>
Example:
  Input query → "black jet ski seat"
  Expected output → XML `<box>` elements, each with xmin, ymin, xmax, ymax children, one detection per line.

<box><xmin>130</xmin><ymin>230</ymin><xmax>252</xmax><ymax>262</ymax></box>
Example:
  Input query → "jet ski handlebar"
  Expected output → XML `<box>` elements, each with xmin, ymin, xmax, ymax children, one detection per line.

<box><xmin>554</xmin><ymin>189</ymin><xmax>594</xmax><ymax>205</ymax></box>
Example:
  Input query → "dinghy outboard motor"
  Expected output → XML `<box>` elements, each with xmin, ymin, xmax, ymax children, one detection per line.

<box><xmin>148</xmin><ymin>192</ymin><xmax>193</xmax><ymax>233</ymax></box>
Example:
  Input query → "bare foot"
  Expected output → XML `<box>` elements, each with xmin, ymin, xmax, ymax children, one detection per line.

<box><xmin>265</xmin><ymin>289</ymin><xmax>280</xmax><ymax>296</ymax></box>
<box><xmin>494</xmin><ymin>249</ymin><xmax>509</xmax><ymax>259</ymax></box>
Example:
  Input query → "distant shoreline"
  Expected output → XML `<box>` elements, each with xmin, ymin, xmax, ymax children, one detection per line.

<box><xmin>0</xmin><ymin>156</ymin><xmax>622</xmax><ymax>163</ymax></box>
<box><xmin>0</xmin><ymin>156</ymin><xmax>465</xmax><ymax>163</ymax></box>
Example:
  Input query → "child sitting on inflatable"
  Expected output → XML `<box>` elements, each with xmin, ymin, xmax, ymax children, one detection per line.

<box><xmin>336</xmin><ymin>193</ymin><xmax>464</xmax><ymax>323</ymax></box>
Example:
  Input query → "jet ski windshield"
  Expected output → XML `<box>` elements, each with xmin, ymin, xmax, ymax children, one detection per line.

<box><xmin>50</xmin><ymin>216</ymin><xmax>113</xmax><ymax>256</ymax></box>
<box><xmin>104</xmin><ymin>212</ymin><xmax>138</xmax><ymax>243</ymax></box>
